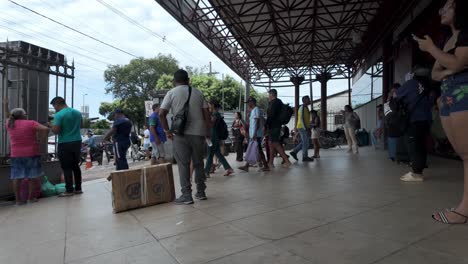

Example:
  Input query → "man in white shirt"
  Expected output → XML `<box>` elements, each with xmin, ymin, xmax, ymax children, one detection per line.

<box><xmin>143</xmin><ymin>125</ymin><xmax>150</xmax><ymax>160</ymax></box>
<box><xmin>159</xmin><ymin>69</ymin><xmax>211</xmax><ymax>205</ymax></box>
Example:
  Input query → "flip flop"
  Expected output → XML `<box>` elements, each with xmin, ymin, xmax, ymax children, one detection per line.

<box><xmin>432</xmin><ymin>210</ymin><xmax>468</xmax><ymax>224</ymax></box>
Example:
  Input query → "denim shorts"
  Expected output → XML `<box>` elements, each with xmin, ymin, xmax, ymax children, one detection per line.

<box><xmin>10</xmin><ymin>156</ymin><xmax>44</xmax><ymax>180</ymax></box>
<box><xmin>440</xmin><ymin>72</ymin><xmax>468</xmax><ymax>117</ymax></box>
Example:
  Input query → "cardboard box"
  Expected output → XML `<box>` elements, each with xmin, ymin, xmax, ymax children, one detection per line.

<box><xmin>109</xmin><ymin>164</ymin><xmax>176</xmax><ymax>213</ymax></box>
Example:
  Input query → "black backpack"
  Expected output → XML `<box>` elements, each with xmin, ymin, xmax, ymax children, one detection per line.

<box><xmin>279</xmin><ymin>103</ymin><xmax>294</xmax><ymax>125</ymax></box>
<box><xmin>217</xmin><ymin>117</ymin><xmax>229</xmax><ymax>140</ymax></box>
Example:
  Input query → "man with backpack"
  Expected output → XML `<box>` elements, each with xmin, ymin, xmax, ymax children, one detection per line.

<box><xmin>239</xmin><ymin>97</ymin><xmax>269</xmax><ymax>172</ymax></box>
<box><xmin>290</xmin><ymin>96</ymin><xmax>314</xmax><ymax>162</ymax></box>
<box><xmin>266</xmin><ymin>89</ymin><xmax>292</xmax><ymax>167</ymax></box>
<box><xmin>204</xmin><ymin>100</ymin><xmax>234</xmax><ymax>177</ymax></box>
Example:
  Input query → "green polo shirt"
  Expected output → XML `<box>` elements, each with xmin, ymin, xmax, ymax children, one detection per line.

<box><xmin>53</xmin><ymin>107</ymin><xmax>82</xmax><ymax>143</ymax></box>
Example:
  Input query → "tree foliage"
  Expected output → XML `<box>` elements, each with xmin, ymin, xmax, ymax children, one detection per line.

<box><xmin>104</xmin><ymin>54</ymin><xmax>179</xmax><ymax>99</ymax></box>
<box><xmin>156</xmin><ymin>74</ymin><xmax>173</xmax><ymax>90</ymax></box>
<box><xmin>99</xmin><ymin>99</ymin><xmax>145</xmax><ymax>131</ymax></box>
<box><xmin>91</xmin><ymin>119</ymin><xmax>111</xmax><ymax>129</ymax></box>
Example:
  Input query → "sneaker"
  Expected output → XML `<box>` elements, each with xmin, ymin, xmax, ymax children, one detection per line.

<box><xmin>175</xmin><ymin>195</ymin><xmax>194</xmax><ymax>205</ymax></box>
<box><xmin>58</xmin><ymin>192</ymin><xmax>74</xmax><ymax>197</ymax></box>
<box><xmin>74</xmin><ymin>190</ymin><xmax>83</xmax><ymax>195</ymax></box>
<box><xmin>195</xmin><ymin>192</ymin><xmax>207</xmax><ymax>200</ymax></box>
<box><xmin>400</xmin><ymin>172</ymin><xmax>424</xmax><ymax>182</ymax></box>
<box><xmin>302</xmin><ymin>157</ymin><xmax>314</xmax><ymax>162</ymax></box>
<box><xmin>290</xmin><ymin>152</ymin><xmax>298</xmax><ymax>161</ymax></box>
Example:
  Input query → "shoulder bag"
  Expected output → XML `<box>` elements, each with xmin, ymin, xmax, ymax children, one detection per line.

<box><xmin>170</xmin><ymin>86</ymin><xmax>192</xmax><ymax>135</ymax></box>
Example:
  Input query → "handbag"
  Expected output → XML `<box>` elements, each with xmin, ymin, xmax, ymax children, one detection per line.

<box><xmin>170</xmin><ymin>86</ymin><xmax>192</xmax><ymax>135</ymax></box>
<box><xmin>244</xmin><ymin>140</ymin><xmax>259</xmax><ymax>165</ymax></box>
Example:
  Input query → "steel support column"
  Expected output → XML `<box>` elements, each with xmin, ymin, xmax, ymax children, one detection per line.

<box><xmin>318</xmin><ymin>73</ymin><xmax>331</xmax><ymax>130</ymax></box>
<box><xmin>290</xmin><ymin>76</ymin><xmax>305</xmax><ymax>124</ymax></box>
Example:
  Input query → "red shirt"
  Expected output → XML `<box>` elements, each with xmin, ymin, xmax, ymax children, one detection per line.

<box><xmin>6</xmin><ymin>119</ymin><xmax>40</xmax><ymax>158</ymax></box>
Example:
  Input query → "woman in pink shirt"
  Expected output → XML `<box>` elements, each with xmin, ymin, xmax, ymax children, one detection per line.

<box><xmin>4</xmin><ymin>99</ymin><xmax>49</xmax><ymax>205</ymax></box>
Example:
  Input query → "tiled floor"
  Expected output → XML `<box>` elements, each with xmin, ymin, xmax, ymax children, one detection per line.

<box><xmin>1</xmin><ymin>147</ymin><xmax>467</xmax><ymax>264</ymax></box>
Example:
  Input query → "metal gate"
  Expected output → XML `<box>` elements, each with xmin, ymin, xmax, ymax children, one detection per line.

<box><xmin>0</xmin><ymin>40</ymin><xmax>75</xmax><ymax>163</ymax></box>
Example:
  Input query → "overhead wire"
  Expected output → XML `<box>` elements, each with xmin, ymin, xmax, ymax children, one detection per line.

<box><xmin>95</xmin><ymin>0</ymin><xmax>205</xmax><ymax>66</ymax></box>
<box><xmin>7</xmin><ymin>0</ymin><xmax>139</xmax><ymax>58</ymax></box>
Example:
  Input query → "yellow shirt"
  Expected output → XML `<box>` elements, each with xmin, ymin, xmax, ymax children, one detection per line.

<box><xmin>297</xmin><ymin>105</ymin><xmax>310</xmax><ymax>129</ymax></box>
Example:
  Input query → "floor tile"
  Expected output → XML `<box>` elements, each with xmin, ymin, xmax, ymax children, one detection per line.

<box><xmin>338</xmin><ymin>203</ymin><xmax>448</xmax><ymax>244</ymax></box>
<box><xmin>275</xmin><ymin>223</ymin><xmax>405</xmax><ymax>264</ymax></box>
<box><xmin>284</xmin><ymin>198</ymin><xmax>371</xmax><ymax>223</ymax></box>
<box><xmin>414</xmin><ymin>225</ymin><xmax>468</xmax><ymax>260</ymax></box>
<box><xmin>374</xmin><ymin>245</ymin><xmax>466</xmax><ymax>264</ymax></box>
<box><xmin>65</xmin><ymin>224</ymin><xmax>155</xmax><ymax>262</ymax></box>
<box><xmin>206</xmin><ymin>243</ymin><xmax>311</xmax><ymax>264</ymax></box>
<box><xmin>160</xmin><ymin>223</ymin><xmax>266</xmax><ymax>264</ymax></box>
<box><xmin>231</xmin><ymin>209</ymin><xmax>323</xmax><ymax>240</ymax></box>
<box><xmin>144</xmin><ymin>210</ymin><xmax>224</xmax><ymax>239</ymax></box>
<box><xmin>0</xmin><ymin>239</ymin><xmax>64</xmax><ymax>264</ymax></box>
<box><xmin>200</xmin><ymin>200</ymin><xmax>276</xmax><ymax>221</ymax></box>
<box><xmin>68</xmin><ymin>241</ymin><xmax>178</xmax><ymax>264</ymax></box>
<box><xmin>130</xmin><ymin>203</ymin><xmax>197</xmax><ymax>224</ymax></box>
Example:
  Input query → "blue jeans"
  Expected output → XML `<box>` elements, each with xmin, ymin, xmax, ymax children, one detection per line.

<box><xmin>292</xmin><ymin>128</ymin><xmax>309</xmax><ymax>158</ymax></box>
<box><xmin>371</xmin><ymin>128</ymin><xmax>381</xmax><ymax>147</ymax></box>
<box><xmin>387</xmin><ymin>137</ymin><xmax>398</xmax><ymax>160</ymax></box>
<box><xmin>205</xmin><ymin>140</ymin><xmax>232</xmax><ymax>174</ymax></box>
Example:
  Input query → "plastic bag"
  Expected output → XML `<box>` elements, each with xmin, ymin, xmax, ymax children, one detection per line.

<box><xmin>41</xmin><ymin>176</ymin><xmax>57</xmax><ymax>197</ymax></box>
<box><xmin>54</xmin><ymin>183</ymin><xmax>66</xmax><ymax>194</ymax></box>
<box><xmin>244</xmin><ymin>140</ymin><xmax>259</xmax><ymax>165</ymax></box>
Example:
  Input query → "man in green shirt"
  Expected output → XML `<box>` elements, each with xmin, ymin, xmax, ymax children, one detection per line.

<box><xmin>50</xmin><ymin>97</ymin><xmax>83</xmax><ymax>197</ymax></box>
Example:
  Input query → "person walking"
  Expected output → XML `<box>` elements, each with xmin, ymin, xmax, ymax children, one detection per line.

<box><xmin>342</xmin><ymin>105</ymin><xmax>360</xmax><ymax>154</ymax></box>
<box><xmin>103</xmin><ymin>108</ymin><xmax>132</xmax><ymax>170</ymax></box>
<box><xmin>149</xmin><ymin>104</ymin><xmax>167</xmax><ymax>164</ymax></box>
<box><xmin>239</xmin><ymin>97</ymin><xmax>269</xmax><ymax>172</ymax></box>
<box><xmin>266</xmin><ymin>89</ymin><xmax>291</xmax><ymax>168</ymax></box>
<box><xmin>205</xmin><ymin>100</ymin><xmax>234</xmax><ymax>177</ymax></box>
<box><xmin>4</xmin><ymin>98</ymin><xmax>50</xmax><ymax>205</ymax></box>
<box><xmin>231</xmin><ymin>111</ymin><xmax>245</xmax><ymax>162</ymax></box>
<box><xmin>159</xmin><ymin>69</ymin><xmax>211</xmax><ymax>205</ymax></box>
<box><xmin>49</xmin><ymin>97</ymin><xmax>83</xmax><ymax>197</ymax></box>
<box><xmin>311</xmin><ymin>110</ymin><xmax>321</xmax><ymax>158</ymax></box>
<box><xmin>290</xmin><ymin>96</ymin><xmax>314</xmax><ymax>162</ymax></box>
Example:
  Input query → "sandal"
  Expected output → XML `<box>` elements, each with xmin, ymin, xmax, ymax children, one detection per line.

<box><xmin>432</xmin><ymin>210</ymin><xmax>468</xmax><ymax>224</ymax></box>
<box><xmin>224</xmin><ymin>169</ymin><xmax>234</xmax><ymax>176</ymax></box>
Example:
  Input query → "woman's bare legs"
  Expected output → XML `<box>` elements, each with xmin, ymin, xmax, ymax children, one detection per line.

<box><xmin>434</xmin><ymin>112</ymin><xmax>468</xmax><ymax>222</ymax></box>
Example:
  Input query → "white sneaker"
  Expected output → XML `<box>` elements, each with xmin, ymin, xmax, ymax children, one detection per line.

<box><xmin>400</xmin><ymin>172</ymin><xmax>424</xmax><ymax>182</ymax></box>
<box><xmin>353</xmin><ymin>145</ymin><xmax>359</xmax><ymax>154</ymax></box>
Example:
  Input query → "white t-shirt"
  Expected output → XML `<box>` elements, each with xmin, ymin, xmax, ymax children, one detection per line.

<box><xmin>143</xmin><ymin>129</ymin><xmax>150</xmax><ymax>145</ymax></box>
<box><xmin>161</xmin><ymin>85</ymin><xmax>208</xmax><ymax>136</ymax></box>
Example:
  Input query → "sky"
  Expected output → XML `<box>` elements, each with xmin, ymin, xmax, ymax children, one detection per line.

<box><xmin>0</xmin><ymin>0</ymin><xmax>374</xmax><ymax>119</ymax></box>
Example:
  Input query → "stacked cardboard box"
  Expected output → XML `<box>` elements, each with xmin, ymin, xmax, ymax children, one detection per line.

<box><xmin>108</xmin><ymin>163</ymin><xmax>175</xmax><ymax>213</ymax></box>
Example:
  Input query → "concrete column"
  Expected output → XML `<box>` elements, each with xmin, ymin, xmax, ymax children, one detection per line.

<box><xmin>320</xmin><ymin>78</ymin><xmax>327</xmax><ymax>130</ymax></box>
<box><xmin>290</xmin><ymin>76</ymin><xmax>304</xmax><ymax>126</ymax></box>
<box><xmin>382</xmin><ymin>38</ymin><xmax>392</xmax><ymax>103</ymax></box>
<box><xmin>244</xmin><ymin>76</ymin><xmax>250</xmax><ymax>119</ymax></box>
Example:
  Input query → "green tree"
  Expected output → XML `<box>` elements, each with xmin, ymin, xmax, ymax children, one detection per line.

<box><xmin>104</xmin><ymin>54</ymin><xmax>179</xmax><ymax>99</ymax></box>
<box><xmin>156</xmin><ymin>74</ymin><xmax>173</xmax><ymax>90</ymax></box>
<box><xmin>99</xmin><ymin>99</ymin><xmax>146</xmax><ymax>131</ymax></box>
<box><xmin>91</xmin><ymin>119</ymin><xmax>111</xmax><ymax>129</ymax></box>
<box><xmin>82</xmin><ymin>118</ymin><xmax>91</xmax><ymax>129</ymax></box>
